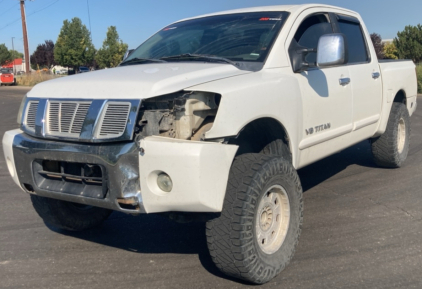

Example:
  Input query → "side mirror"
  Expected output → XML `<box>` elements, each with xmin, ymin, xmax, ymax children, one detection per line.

<box><xmin>123</xmin><ymin>49</ymin><xmax>135</xmax><ymax>61</ymax></box>
<box><xmin>317</xmin><ymin>34</ymin><xmax>348</xmax><ymax>67</ymax></box>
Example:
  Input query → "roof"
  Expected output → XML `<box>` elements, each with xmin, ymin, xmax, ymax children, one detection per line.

<box><xmin>2</xmin><ymin>58</ymin><xmax>23</xmax><ymax>68</ymax></box>
<box><xmin>176</xmin><ymin>4</ymin><xmax>357</xmax><ymax>23</ymax></box>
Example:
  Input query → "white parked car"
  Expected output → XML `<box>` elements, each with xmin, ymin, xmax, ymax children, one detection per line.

<box><xmin>2</xmin><ymin>4</ymin><xmax>418</xmax><ymax>284</ymax></box>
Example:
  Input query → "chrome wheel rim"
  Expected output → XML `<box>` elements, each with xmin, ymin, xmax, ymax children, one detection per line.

<box><xmin>397</xmin><ymin>118</ymin><xmax>406</xmax><ymax>154</ymax></box>
<box><xmin>256</xmin><ymin>185</ymin><xmax>290</xmax><ymax>254</ymax></box>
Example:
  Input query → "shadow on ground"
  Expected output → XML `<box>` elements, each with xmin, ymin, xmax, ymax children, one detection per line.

<box><xmin>51</xmin><ymin>140</ymin><xmax>377</xmax><ymax>283</ymax></box>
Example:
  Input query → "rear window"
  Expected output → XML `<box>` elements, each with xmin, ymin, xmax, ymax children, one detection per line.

<box><xmin>337</xmin><ymin>16</ymin><xmax>369</xmax><ymax>64</ymax></box>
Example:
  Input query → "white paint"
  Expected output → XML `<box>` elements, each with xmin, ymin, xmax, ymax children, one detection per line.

<box><xmin>2</xmin><ymin>129</ymin><xmax>23</xmax><ymax>190</ymax></box>
<box><xmin>27</xmin><ymin>63</ymin><xmax>250</xmax><ymax>100</ymax></box>
<box><xmin>138</xmin><ymin>136</ymin><xmax>238</xmax><ymax>213</ymax></box>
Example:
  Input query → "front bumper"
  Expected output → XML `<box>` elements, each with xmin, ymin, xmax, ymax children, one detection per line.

<box><xmin>2</xmin><ymin>130</ymin><xmax>238</xmax><ymax>214</ymax></box>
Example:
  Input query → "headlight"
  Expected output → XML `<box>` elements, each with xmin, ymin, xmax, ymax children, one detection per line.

<box><xmin>17</xmin><ymin>95</ymin><xmax>27</xmax><ymax>125</ymax></box>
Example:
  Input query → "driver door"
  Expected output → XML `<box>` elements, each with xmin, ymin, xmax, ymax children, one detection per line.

<box><xmin>287</xmin><ymin>11</ymin><xmax>353</xmax><ymax>166</ymax></box>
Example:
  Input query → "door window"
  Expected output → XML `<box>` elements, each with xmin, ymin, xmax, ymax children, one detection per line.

<box><xmin>289</xmin><ymin>14</ymin><xmax>333</xmax><ymax>64</ymax></box>
<box><xmin>337</xmin><ymin>16</ymin><xmax>369</xmax><ymax>64</ymax></box>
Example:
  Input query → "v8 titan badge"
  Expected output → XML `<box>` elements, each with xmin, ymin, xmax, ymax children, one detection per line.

<box><xmin>306</xmin><ymin>123</ymin><xmax>331</xmax><ymax>135</ymax></box>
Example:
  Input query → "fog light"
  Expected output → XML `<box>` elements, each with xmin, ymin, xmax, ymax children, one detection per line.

<box><xmin>157</xmin><ymin>173</ymin><xmax>173</xmax><ymax>192</ymax></box>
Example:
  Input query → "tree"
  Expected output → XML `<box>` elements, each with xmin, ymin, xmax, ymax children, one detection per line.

<box><xmin>9</xmin><ymin>50</ymin><xmax>23</xmax><ymax>60</ymax></box>
<box><xmin>383</xmin><ymin>42</ymin><xmax>398</xmax><ymax>59</ymax></box>
<box><xmin>31</xmin><ymin>40</ymin><xmax>55</xmax><ymax>68</ymax></box>
<box><xmin>54</xmin><ymin>17</ymin><xmax>95</xmax><ymax>70</ymax></box>
<box><xmin>394</xmin><ymin>24</ymin><xmax>422</xmax><ymax>63</ymax></box>
<box><xmin>370</xmin><ymin>33</ymin><xmax>384</xmax><ymax>59</ymax></box>
<box><xmin>0</xmin><ymin>44</ymin><xmax>12</xmax><ymax>66</ymax></box>
<box><xmin>95</xmin><ymin>26</ymin><xmax>128</xmax><ymax>68</ymax></box>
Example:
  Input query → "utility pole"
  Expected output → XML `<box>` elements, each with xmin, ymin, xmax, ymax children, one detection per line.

<box><xmin>11</xmin><ymin>37</ymin><xmax>15</xmax><ymax>73</ymax></box>
<box><xmin>20</xmin><ymin>0</ymin><xmax>30</xmax><ymax>73</ymax></box>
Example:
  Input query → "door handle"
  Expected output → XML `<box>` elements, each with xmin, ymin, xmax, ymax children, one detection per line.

<box><xmin>372</xmin><ymin>72</ymin><xmax>380</xmax><ymax>79</ymax></box>
<box><xmin>339</xmin><ymin>77</ymin><xmax>351</xmax><ymax>86</ymax></box>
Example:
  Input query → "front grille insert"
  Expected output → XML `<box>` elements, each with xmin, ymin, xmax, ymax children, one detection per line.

<box><xmin>95</xmin><ymin>102</ymin><xmax>131</xmax><ymax>139</ymax></box>
<box><xmin>32</xmin><ymin>160</ymin><xmax>108</xmax><ymax>199</ymax></box>
<box><xmin>25</xmin><ymin>101</ymin><xmax>39</xmax><ymax>131</ymax></box>
<box><xmin>47</xmin><ymin>101</ymin><xmax>91</xmax><ymax>137</ymax></box>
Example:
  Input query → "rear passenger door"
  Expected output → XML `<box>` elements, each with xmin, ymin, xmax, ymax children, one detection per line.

<box><xmin>335</xmin><ymin>15</ymin><xmax>382</xmax><ymax>132</ymax></box>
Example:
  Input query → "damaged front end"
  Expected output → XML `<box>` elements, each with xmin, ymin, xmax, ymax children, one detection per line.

<box><xmin>135</xmin><ymin>91</ymin><xmax>221</xmax><ymax>141</ymax></box>
<box><xmin>4</xmin><ymin>90</ymin><xmax>238</xmax><ymax>215</ymax></box>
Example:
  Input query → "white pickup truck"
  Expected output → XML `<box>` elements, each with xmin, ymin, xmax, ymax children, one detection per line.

<box><xmin>2</xmin><ymin>4</ymin><xmax>418</xmax><ymax>284</ymax></box>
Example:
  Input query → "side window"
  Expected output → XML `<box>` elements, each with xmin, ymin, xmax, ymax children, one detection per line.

<box><xmin>337</xmin><ymin>16</ymin><xmax>369</xmax><ymax>63</ymax></box>
<box><xmin>289</xmin><ymin>14</ymin><xmax>333</xmax><ymax>64</ymax></box>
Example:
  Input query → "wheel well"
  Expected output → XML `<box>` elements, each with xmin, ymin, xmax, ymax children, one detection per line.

<box><xmin>393</xmin><ymin>90</ymin><xmax>406</xmax><ymax>105</ymax></box>
<box><xmin>228</xmin><ymin>118</ymin><xmax>291</xmax><ymax>157</ymax></box>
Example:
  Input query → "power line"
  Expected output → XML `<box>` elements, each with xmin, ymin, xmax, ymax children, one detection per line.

<box><xmin>0</xmin><ymin>17</ymin><xmax>22</xmax><ymax>32</ymax></box>
<box><xmin>0</xmin><ymin>0</ymin><xmax>60</xmax><ymax>32</ymax></box>
<box><xmin>87</xmin><ymin>0</ymin><xmax>92</xmax><ymax>40</ymax></box>
<box><xmin>0</xmin><ymin>3</ymin><xmax>19</xmax><ymax>18</ymax></box>
<box><xmin>26</xmin><ymin>0</ymin><xmax>59</xmax><ymax>17</ymax></box>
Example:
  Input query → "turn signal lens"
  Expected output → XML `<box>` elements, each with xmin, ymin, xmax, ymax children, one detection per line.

<box><xmin>157</xmin><ymin>173</ymin><xmax>173</xmax><ymax>192</ymax></box>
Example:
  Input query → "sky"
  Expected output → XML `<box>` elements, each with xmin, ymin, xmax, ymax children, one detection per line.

<box><xmin>0</xmin><ymin>0</ymin><xmax>421</xmax><ymax>55</ymax></box>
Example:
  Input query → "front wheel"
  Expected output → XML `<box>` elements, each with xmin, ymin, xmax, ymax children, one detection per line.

<box><xmin>206</xmin><ymin>154</ymin><xmax>303</xmax><ymax>284</ymax></box>
<box><xmin>31</xmin><ymin>195</ymin><xmax>113</xmax><ymax>231</ymax></box>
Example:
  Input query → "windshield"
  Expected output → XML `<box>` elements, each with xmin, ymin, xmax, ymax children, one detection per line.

<box><xmin>124</xmin><ymin>12</ymin><xmax>289</xmax><ymax>70</ymax></box>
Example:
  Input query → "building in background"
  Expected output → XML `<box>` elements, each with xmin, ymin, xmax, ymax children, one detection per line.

<box><xmin>1</xmin><ymin>58</ymin><xmax>26</xmax><ymax>73</ymax></box>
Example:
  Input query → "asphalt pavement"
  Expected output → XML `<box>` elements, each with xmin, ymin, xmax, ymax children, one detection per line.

<box><xmin>0</xmin><ymin>86</ymin><xmax>421</xmax><ymax>289</ymax></box>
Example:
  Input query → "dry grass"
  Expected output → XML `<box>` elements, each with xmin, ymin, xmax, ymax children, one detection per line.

<box><xmin>16</xmin><ymin>73</ymin><xmax>64</xmax><ymax>87</ymax></box>
<box><xmin>417</xmin><ymin>64</ymin><xmax>422</xmax><ymax>94</ymax></box>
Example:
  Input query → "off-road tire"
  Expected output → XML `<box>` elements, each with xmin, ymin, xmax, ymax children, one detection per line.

<box><xmin>30</xmin><ymin>195</ymin><xmax>112</xmax><ymax>231</ymax></box>
<box><xmin>371</xmin><ymin>102</ymin><xmax>410</xmax><ymax>168</ymax></box>
<box><xmin>262</xmin><ymin>139</ymin><xmax>292</xmax><ymax>163</ymax></box>
<box><xmin>206</xmin><ymin>154</ymin><xmax>303</xmax><ymax>284</ymax></box>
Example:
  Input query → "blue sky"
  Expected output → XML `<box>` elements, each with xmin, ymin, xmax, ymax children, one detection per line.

<box><xmin>0</xmin><ymin>0</ymin><xmax>421</xmax><ymax>54</ymax></box>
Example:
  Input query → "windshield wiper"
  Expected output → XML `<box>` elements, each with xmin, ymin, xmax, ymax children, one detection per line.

<box><xmin>120</xmin><ymin>57</ymin><xmax>167</xmax><ymax>66</ymax></box>
<box><xmin>160</xmin><ymin>54</ymin><xmax>239</xmax><ymax>67</ymax></box>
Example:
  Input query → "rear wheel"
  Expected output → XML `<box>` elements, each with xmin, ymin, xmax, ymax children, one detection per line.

<box><xmin>206</xmin><ymin>154</ymin><xmax>303</xmax><ymax>284</ymax></box>
<box><xmin>371</xmin><ymin>102</ymin><xmax>410</xmax><ymax>168</ymax></box>
<box><xmin>30</xmin><ymin>195</ymin><xmax>112</xmax><ymax>231</ymax></box>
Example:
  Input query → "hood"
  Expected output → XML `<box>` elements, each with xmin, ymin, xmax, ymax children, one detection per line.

<box><xmin>28</xmin><ymin>63</ymin><xmax>251</xmax><ymax>100</ymax></box>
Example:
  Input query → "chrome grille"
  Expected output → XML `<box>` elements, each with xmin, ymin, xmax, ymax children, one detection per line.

<box><xmin>21</xmin><ymin>98</ymin><xmax>138</xmax><ymax>142</ymax></box>
<box><xmin>95</xmin><ymin>102</ymin><xmax>131</xmax><ymax>139</ymax></box>
<box><xmin>26</xmin><ymin>101</ymin><xmax>39</xmax><ymax>131</ymax></box>
<box><xmin>47</xmin><ymin>101</ymin><xmax>91</xmax><ymax>137</ymax></box>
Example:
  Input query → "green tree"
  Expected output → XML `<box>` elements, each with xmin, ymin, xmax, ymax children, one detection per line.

<box><xmin>54</xmin><ymin>17</ymin><xmax>95</xmax><ymax>71</ymax></box>
<box><xmin>394</xmin><ymin>24</ymin><xmax>422</xmax><ymax>63</ymax></box>
<box><xmin>383</xmin><ymin>42</ymin><xmax>398</xmax><ymax>59</ymax></box>
<box><xmin>95</xmin><ymin>26</ymin><xmax>128</xmax><ymax>68</ymax></box>
<box><xmin>9</xmin><ymin>49</ymin><xmax>23</xmax><ymax>60</ymax></box>
<box><xmin>0</xmin><ymin>44</ymin><xmax>12</xmax><ymax>66</ymax></box>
